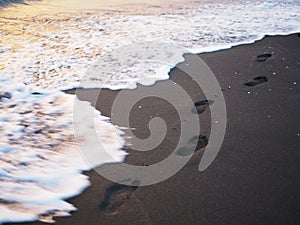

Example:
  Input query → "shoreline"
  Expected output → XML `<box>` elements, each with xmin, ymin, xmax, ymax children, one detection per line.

<box><xmin>8</xmin><ymin>33</ymin><xmax>300</xmax><ymax>225</ymax></box>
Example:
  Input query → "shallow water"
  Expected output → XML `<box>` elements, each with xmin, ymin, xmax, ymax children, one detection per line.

<box><xmin>0</xmin><ymin>73</ymin><xmax>126</xmax><ymax>224</ymax></box>
<box><xmin>1</xmin><ymin>0</ymin><xmax>299</xmax><ymax>90</ymax></box>
<box><xmin>0</xmin><ymin>0</ymin><xmax>300</xmax><ymax>224</ymax></box>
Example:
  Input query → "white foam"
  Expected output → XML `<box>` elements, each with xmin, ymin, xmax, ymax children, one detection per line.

<box><xmin>0</xmin><ymin>74</ymin><xmax>126</xmax><ymax>224</ymax></box>
<box><xmin>0</xmin><ymin>0</ymin><xmax>299</xmax><ymax>90</ymax></box>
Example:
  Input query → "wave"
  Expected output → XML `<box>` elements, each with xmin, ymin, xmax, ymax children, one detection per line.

<box><xmin>0</xmin><ymin>73</ymin><xmax>126</xmax><ymax>224</ymax></box>
<box><xmin>0</xmin><ymin>0</ymin><xmax>26</xmax><ymax>7</ymax></box>
<box><xmin>1</xmin><ymin>0</ymin><xmax>299</xmax><ymax>90</ymax></box>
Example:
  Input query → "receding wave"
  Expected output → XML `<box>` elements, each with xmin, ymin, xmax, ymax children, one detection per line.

<box><xmin>1</xmin><ymin>0</ymin><xmax>299</xmax><ymax>90</ymax></box>
<box><xmin>0</xmin><ymin>73</ymin><xmax>126</xmax><ymax>224</ymax></box>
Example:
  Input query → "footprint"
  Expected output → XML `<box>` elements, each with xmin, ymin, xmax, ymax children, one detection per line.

<box><xmin>256</xmin><ymin>53</ymin><xmax>272</xmax><ymax>62</ymax></box>
<box><xmin>193</xmin><ymin>100</ymin><xmax>214</xmax><ymax>114</ymax></box>
<box><xmin>100</xmin><ymin>183</ymin><xmax>139</xmax><ymax>215</ymax></box>
<box><xmin>243</xmin><ymin>76</ymin><xmax>268</xmax><ymax>87</ymax></box>
<box><xmin>177</xmin><ymin>135</ymin><xmax>208</xmax><ymax>156</ymax></box>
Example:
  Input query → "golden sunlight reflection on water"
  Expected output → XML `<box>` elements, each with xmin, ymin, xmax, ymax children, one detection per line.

<box><xmin>0</xmin><ymin>0</ymin><xmax>191</xmax><ymax>16</ymax></box>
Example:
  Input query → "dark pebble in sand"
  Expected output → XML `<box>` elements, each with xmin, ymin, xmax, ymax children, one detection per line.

<box><xmin>256</xmin><ymin>53</ymin><xmax>272</xmax><ymax>62</ymax></box>
<box><xmin>100</xmin><ymin>183</ymin><xmax>139</xmax><ymax>215</ymax></box>
<box><xmin>243</xmin><ymin>76</ymin><xmax>268</xmax><ymax>87</ymax></box>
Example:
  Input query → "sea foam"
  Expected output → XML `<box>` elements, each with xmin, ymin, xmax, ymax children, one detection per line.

<box><xmin>0</xmin><ymin>0</ymin><xmax>299</xmax><ymax>90</ymax></box>
<box><xmin>0</xmin><ymin>74</ymin><xmax>126</xmax><ymax>224</ymax></box>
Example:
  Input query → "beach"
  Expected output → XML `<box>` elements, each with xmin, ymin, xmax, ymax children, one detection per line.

<box><xmin>7</xmin><ymin>33</ymin><xmax>299</xmax><ymax>225</ymax></box>
<box><xmin>1</xmin><ymin>0</ymin><xmax>300</xmax><ymax>224</ymax></box>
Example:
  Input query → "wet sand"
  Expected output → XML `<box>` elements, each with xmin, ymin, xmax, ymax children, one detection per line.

<box><xmin>10</xmin><ymin>33</ymin><xmax>300</xmax><ymax>225</ymax></box>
